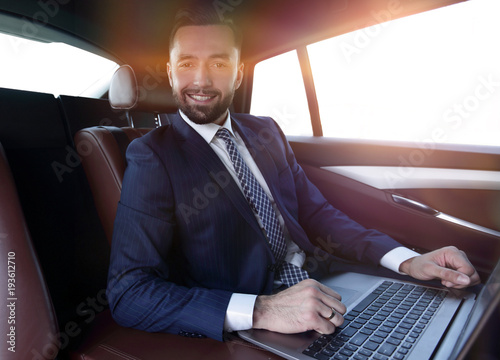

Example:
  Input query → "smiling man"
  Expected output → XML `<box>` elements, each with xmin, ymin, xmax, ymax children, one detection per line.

<box><xmin>106</xmin><ymin>6</ymin><xmax>479</xmax><ymax>342</ymax></box>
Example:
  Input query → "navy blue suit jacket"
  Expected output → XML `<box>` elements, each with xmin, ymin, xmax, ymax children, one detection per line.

<box><xmin>107</xmin><ymin>113</ymin><xmax>401</xmax><ymax>341</ymax></box>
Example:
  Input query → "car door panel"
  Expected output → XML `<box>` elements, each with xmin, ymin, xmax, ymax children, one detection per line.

<box><xmin>289</xmin><ymin>136</ymin><xmax>500</xmax><ymax>276</ymax></box>
<box><xmin>320</xmin><ymin>166</ymin><xmax>500</xmax><ymax>232</ymax></box>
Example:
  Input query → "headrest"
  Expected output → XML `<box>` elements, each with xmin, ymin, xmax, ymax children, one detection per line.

<box><xmin>109</xmin><ymin>65</ymin><xmax>177</xmax><ymax>113</ymax></box>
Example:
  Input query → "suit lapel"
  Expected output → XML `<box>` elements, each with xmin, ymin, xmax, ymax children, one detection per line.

<box><xmin>231</xmin><ymin>116</ymin><xmax>315</xmax><ymax>250</ymax></box>
<box><xmin>171</xmin><ymin>114</ymin><xmax>263</xmax><ymax>236</ymax></box>
<box><xmin>231</xmin><ymin>116</ymin><xmax>282</xmax><ymax>206</ymax></box>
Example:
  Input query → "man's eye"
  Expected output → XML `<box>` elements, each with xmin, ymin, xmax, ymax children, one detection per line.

<box><xmin>213</xmin><ymin>63</ymin><xmax>226</xmax><ymax>68</ymax></box>
<box><xmin>179</xmin><ymin>63</ymin><xmax>192</xmax><ymax>68</ymax></box>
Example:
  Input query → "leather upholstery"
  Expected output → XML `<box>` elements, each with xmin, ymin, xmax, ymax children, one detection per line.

<box><xmin>108</xmin><ymin>64</ymin><xmax>177</xmax><ymax>114</ymax></box>
<box><xmin>70</xmin><ymin>310</ymin><xmax>282</xmax><ymax>360</ymax></box>
<box><xmin>59</xmin><ymin>95</ymin><xmax>129</xmax><ymax>139</ymax></box>
<box><xmin>0</xmin><ymin>144</ymin><xmax>59</xmax><ymax>359</ymax></box>
<box><xmin>74</xmin><ymin>127</ymin><xmax>151</xmax><ymax>244</ymax></box>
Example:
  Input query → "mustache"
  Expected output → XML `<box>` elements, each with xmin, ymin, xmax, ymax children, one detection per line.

<box><xmin>182</xmin><ymin>88</ymin><xmax>221</xmax><ymax>97</ymax></box>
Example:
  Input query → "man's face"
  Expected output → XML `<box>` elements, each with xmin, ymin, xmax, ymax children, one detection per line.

<box><xmin>167</xmin><ymin>25</ymin><xmax>244</xmax><ymax>125</ymax></box>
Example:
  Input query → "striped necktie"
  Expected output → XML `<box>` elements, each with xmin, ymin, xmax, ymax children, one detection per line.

<box><xmin>217</xmin><ymin>127</ymin><xmax>308</xmax><ymax>287</ymax></box>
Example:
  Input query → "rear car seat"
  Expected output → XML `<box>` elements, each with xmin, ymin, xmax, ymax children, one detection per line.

<box><xmin>0</xmin><ymin>143</ymin><xmax>59</xmax><ymax>359</ymax></box>
<box><xmin>75</xmin><ymin>127</ymin><xmax>151</xmax><ymax>243</ymax></box>
<box><xmin>58</xmin><ymin>95</ymin><xmax>130</xmax><ymax>142</ymax></box>
<box><xmin>74</xmin><ymin>64</ymin><xmax>177</xmax><ymax>244</ymax></box>
<box><xmin>0</xmin><ymin>86</ymin><xmax>109</xmax><ymax>334</ymax></box>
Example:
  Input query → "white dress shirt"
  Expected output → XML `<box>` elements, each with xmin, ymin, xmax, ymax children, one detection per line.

<box><xmin>179</xmin><ymin>110</ymin><xmax>419</xmax><ymax>333</ymax></box>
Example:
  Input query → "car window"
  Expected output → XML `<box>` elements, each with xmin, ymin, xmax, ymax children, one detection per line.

<box><xmin>251</xmin><ymin>0</ymin><xmax>500</xmax><ymax>147</ymax></box>
<box><xmin>250</xmin><ymin>50</ymin><xmax>313</xmax><ymax>136</ymax></box>
<box><xmin>0</xmin><ymin>32</ymin><xmax>118</xmax><ymax>98</ymax></box>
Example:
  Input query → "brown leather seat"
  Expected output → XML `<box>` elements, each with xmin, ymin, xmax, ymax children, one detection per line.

<box><xmin>69</xmin><ymin>310</ymin><xmax>281</xmax><ymax>360</ymax></box>
<box><xmin>75</xmin><ymin>64</ymin><xmax>177</xmax><ymax>244</ymax></box>
<box><xmin>74</xmin><ymin>127</ymin><xmax>151</xmax><ymax>244</ymax></box>
<box><xmin>0</xmin><ymin>143</ymin><xmax>59</xmax><ymax>359</ymax></box>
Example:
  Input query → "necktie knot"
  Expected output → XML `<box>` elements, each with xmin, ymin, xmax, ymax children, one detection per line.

<box><xmin>216</xmin><ymin>127</ymin><xmax>232</xmax><ymax>143</ymax></box>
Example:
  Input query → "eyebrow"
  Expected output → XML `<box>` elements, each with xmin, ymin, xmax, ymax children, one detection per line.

<box><xmin>176</xmin><ymin>53</ymin><xmax>233</xmax><ymax>62</ymax></box>
<box><xmin>210</xmin><ymin>53</ymin><xmax>232</xmax><ymax>60</ymax></box>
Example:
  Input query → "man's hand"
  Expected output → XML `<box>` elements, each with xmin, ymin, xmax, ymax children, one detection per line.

<box><xmin>252</xmin><ymin>279</ymin><xmax>346</xmax><ymax>335</ymax></box>
<box><xmin>399</xmin><ymin>246</ymin><xmax>480</xmax><ymax>289</ymax></box>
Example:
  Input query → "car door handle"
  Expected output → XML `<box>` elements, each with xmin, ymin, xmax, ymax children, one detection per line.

<box><xmin>391</xmin><ymin>194</ymin><xmax>439</xmax><ymax>216</ymax></box>
<box><xmin>392</xmin><ymin>194</ymin><xmax>500</xmax><ymax>237</ymax></box>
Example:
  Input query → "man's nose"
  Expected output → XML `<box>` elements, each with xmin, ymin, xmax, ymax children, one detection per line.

<box><xmin>193</xmin><ymin>65</ymin><xmax>212</xmax><ymax>88</ymax></box>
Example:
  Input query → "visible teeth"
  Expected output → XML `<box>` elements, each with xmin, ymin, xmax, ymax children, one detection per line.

<box><xmin>190</xmin><ymin>95</ymin><xmax>213</xmax><ymax>101</ymax></box>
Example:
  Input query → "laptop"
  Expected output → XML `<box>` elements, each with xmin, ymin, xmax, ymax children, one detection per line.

<box><xmin>238</xmin><ymin>259</ymin><xmax>500</xmax><ymax>360</ymax></box>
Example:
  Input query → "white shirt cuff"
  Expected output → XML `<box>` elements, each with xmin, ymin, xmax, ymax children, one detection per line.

<box><xmin>224</xmin><ymin>293</ymin><xmax>257</xmax><ymax>332</ymax></box>
<box><xmin>380</xmin><ymin>247</ymin><xmax>420</xmax><ymax>274</ymax></box>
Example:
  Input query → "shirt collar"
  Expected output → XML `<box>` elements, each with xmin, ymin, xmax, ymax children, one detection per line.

<box><xmin>179</xmin><ymin>110</ymin><xmax>234</xmax><ymax>144</ymax></box>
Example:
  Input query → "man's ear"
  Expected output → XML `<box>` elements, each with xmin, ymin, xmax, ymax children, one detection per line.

<box><xmin>235</xmin><ymin>62</ymin><xmax>244</xmax><ymax>90</ymax></box>
<box><xmin>166</xmin><ymin>62</ymin><xmax>173</xmax><ymax>87</ymax></box>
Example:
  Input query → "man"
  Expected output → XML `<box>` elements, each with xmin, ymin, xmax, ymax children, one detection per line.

<box><xmin>106</xmin><ymin>7</ymin><xmax>479</xmax><ymax>341</ymax></box>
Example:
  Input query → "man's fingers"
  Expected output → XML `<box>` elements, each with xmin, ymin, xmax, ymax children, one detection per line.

<box><xmin>468</xmin><ymin>271</ymin><xmax>481</xmax><ymax>286</ymax></box>
<box><xmin>315</xmin><ymin>319</ymin><xmax>336</xmax><ymax>335</ymax></box>
<box><xmin>252</xmin><ymin>279</ymin><xmax>348</xmax><ymax>335</ymax></box>
<box><xmin>327</xmin><ymin>307</ymin><xmax>345</xmax><ymax>327</ymax></box>
<box><xmin>299</xmin><ymin>280</ymin><xmax>346</xmax><ymax>329</ymax></box>
<box><xmin>404</xmin><ymin>247</ymin><xmax>481</xmax><ymax>289</ymax></box>
<box><xmin>445</xmin><ymin>249</ymin><xmax>481</xmax><ymax>286</ymax></box>
<box><xmin>299</xmin><ymin>279</ymin><xmax>346</xmax><ymax>314</ymax></box>
<box><xmin>315</xmin><ymin>282</ymin><xmax>347</xmax><ymax>317</ymax></box>
<box><xmin>315</xmin><ymin>281</ymin><xmax>342</xmax><ymax>301</ymax></box>
<box><xmin>321</xmin><ymin>306</ymin><xmax>335</xmax><ymax>321</ymax></box>
<box><xmin>317</xmin><ymin>306</ymin><xmax>344</xmax><ymax>335</ymax></box>
<box><xmin>318</xmin><ymin>294</ymin><xmax>346</xmax><ymax>328</ymax></box>
<box><xmin>319</xmin><ymin>292</ymin><xmax>347</xmax><ymax>317</ymax></box>
<box><xmin>427</xmin><ymin>263</ymin><xmax>472</xmax><ymax>288</ymax></box>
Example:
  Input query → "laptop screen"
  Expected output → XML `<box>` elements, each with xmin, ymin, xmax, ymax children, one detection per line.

<box><xmin>451</xmin><ymin>260</ymin><xmax>500</xmax><ymax>359</ymax></box>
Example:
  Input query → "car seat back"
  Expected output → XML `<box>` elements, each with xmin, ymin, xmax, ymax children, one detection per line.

<box><xmin>74</xmin><ymin>127</ymin><xmax>152</xmax><ymax>244</ymax></box>
<box><xmin>0</xmin><ymin>143</ymin><xmax>59</xmax><ymax>359</ymax></box>
<box><xmin>75</xmin><ymin>64</ymin><xmax>177</xmax><ymax>244</ymax></box>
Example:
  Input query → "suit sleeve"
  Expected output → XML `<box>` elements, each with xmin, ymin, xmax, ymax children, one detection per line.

<box><xmin>106</xmin><ymin>138</ymin><xmax>232</xmax><ymax>341</ymax></box>
<box><xmin>271</xmin><ymin>120</ymin><xmax>402</xmax><ymax>265</ymax></box>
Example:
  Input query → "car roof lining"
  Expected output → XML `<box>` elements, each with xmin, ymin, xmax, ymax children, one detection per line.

<box><xmin>0</xmin><ymin>0</ymin><xmax>467</xmax><ymax>69</ymax></box>
<box><xmin>0</xmin><ymin>10</ymin><xmax>123</xmax><ymax>65</ymax></box>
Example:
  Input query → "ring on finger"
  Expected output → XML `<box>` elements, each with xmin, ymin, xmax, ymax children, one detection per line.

<box><xmin>327</xmin><ymin>308</ymin><xmax>335</xmax><ymax>320</ymax></box>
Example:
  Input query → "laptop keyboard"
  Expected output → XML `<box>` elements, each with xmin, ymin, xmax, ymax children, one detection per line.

<box><xmin>303</xmin><ymin>281</ymin><xmax>446</xmax><ymax>360</ymax></box>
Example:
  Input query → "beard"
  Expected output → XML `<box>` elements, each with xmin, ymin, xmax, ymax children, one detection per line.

<box><xmin>173</xmin><ymin>87</ymin><xmax>235</xmax><ymax>125</ymax></box>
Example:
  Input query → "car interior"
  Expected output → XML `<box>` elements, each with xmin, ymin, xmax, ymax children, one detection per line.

<box><xmin>0</xmin><ymin>0</ymin><xmax>499</xmax><ymax>359</ymax></box>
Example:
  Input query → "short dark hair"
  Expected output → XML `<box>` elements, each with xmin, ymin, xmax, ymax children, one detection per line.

<box><xmin>169</xmin><ymin>5</ymin><xmax>243</xmax><ymax>55</ymax></box>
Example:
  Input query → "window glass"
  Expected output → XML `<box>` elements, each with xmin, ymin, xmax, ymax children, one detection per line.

<box><xmin>0</xmin><ymin>32</ymin><xmax>118</xmax><ymax>97</ymax></box>
<box><xmin>250</xmin><ymin>50</ymin><xmax>312</xmax><ymax>136</ymax></box>
<box><xmin>307</xmin><ymin>0</ymin><xmax>500</xmax><ymax>147</ymax></box>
